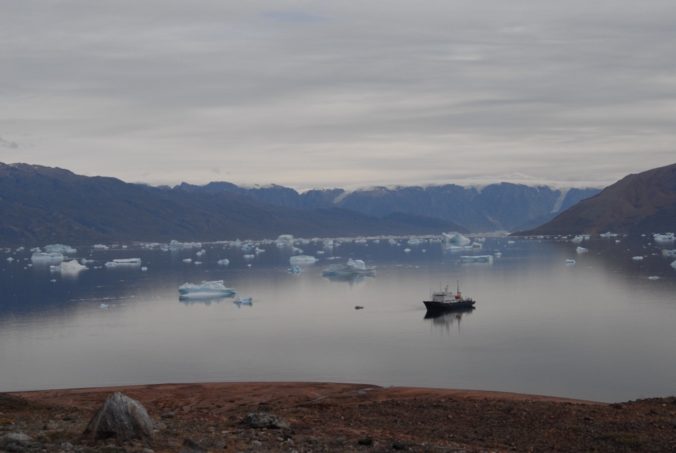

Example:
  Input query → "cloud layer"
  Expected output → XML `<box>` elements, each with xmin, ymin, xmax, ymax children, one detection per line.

<box><xmin>1</xmin><ymin>1</ymin><xmax>675</xmax><ymax>188</ymax></box>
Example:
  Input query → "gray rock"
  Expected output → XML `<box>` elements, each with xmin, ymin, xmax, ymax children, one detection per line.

<box><xmin>242</xmin><ymin>412</ymin><xmax>290</xmax><ymax>430</ymax></box>
<box><xmin>179</xmin><ymin>438</ymin><xmax>206</xmax><ymax>453</ymax></box>
<box><xmin>0</xmin><ymin>432</ymin><xmax>35</xmax><ymax>452</ymax></box>
<box><xmin>83</xmin><ymin>392</ymin><xmax>154</xmax><ymax>442</ymax></box>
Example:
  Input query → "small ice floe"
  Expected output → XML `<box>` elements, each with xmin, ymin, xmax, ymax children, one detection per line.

<box><xmin>662</xmin><ymin>249</ymin><xmax>676</xmax><ymax>258</ymax></box>
<box><xmin>196</xmin><ymin>249</ymin><xmax>206</xmax><ymax>257</ymax></box>
<box><xmin>194</xmin><ymin>261</ymin><xmax>202</xmax><ymax>265</ymax></box>
<box><xmin>653</xmin><ymin>233</ymin><xmax>675</xmax><ymax>244</ymax></box>
<box><xmin>6</xmin><ymin>257</ymin><xmax>14</xmax><ymax>263</ymax></box>
<box><xmin>288</xmin><ymin>265</ymin><xmax>302</xmax><ymax>274</ymax></box>
<box><xmin>407</xmin><ymin>238</ymin><xmax>423</xmax><ymax>246</ymax></box>
<box><xmin>494</xmin><ymin>251</ymin><xmax>502</xmax><ymax>258</ymax></box>
<box><xmin>50</xmin><ymin>260</ymin><xmax>88</xmax><ymax>276</ymax></box>
<box><xmin>289</xmin><ymin>255</ymin><xmax>317</xmax><ymax>266</ymax></box>
<box><xmin>141</xmin><ymin>266</ymin><xmax>148</xmax><ymax>271</ymax></box>
<box><xmin>93</xmin><ymin>244</ymin><xmax>109</xmax><ymax>251</ymax></box>
<box><xmin>565</xmin><ymin>259</ymin><xmax>577</xmax><ymax>266</ymax></box>
<box><xmin>671</xmin><ymin>260</ymin><xmax>676</xmax><ymax>270</ymax></box>
<box><xmin>44</xmin><ymin>244</ymin><xmax>77</xmax><ymax>254</ymax></box>
<box><xmin>632</xmin><ymin>256</ymin><xmax>644</xmax><ymax>261</ymax></box>
<box><xmin>105</xmin><ymin>258</ymin><xmax>142</xmax><ymax>268</ymax></box>
<box><xmin>648</xmin><ymin>276</ymin><xmax>660</xmax><ymax>280</ymax></box>
<box><xmin>31</xmin><ymin>252</ymin><xmax>64</xmax><ymax>265</ymax></box>
<box><xmin>169</xmin><ymin>240</ymin><xmax>202</xmax><ymax>251</ymax></box>
<box><xmin>403</xmin><ymin>248</ymin><xmax>411</xmax><ymax>253</ymax></box>
<box><xmin>243</xmin><ymin>254</ymin><xmax>255</xmax><ymax>261</ymax></box>
<box><xmin>388</xmin><ymin>238</ymin><xmax>398</xmax><ymax>246</ymax></box>
<box><xmin>571</xmin><ymin>235</ymin><xmax>586</xmax><ymax>244</ymax></box>
<box><xmin>460</xmin><ymin>255</ymin><xmax>494</xmax><ymax>265</ymax></box>
<box><xmin>217</xmin><ymin>258</ymin><xmax>230</xmax><ymax>266</ymax></box>
<box><xmin>507</xmin><ymin>240</ymin><xmax>516</xmax><ymax>245</ymax></box>
<box><xmin>182</xmin><ymin>258</ymin><xmax>193</xmax><ymax>264</ymax></box>
<box><xmin>276</xmin><ymin>234</ymin><xmax>294</xmax><ymax>248</ymax></box>
<box><xmin>99</xmin><ymin>303</ymin><xmax>109</xmax><ymax>309</ymax></box>
<box><xmin>600</xmin><ymin>232</ymin><xmax>619</xmax><ymax>239</ymax></box>
<box><xmin>443</xmin><ymin>232</ymin><xmax>471</xmax><ymax>247</ymax></box>
<box><xmin>233</xmin><ymin>296</ymin><xmax>253</xmax><ymax>306</ymax></box>
<box><xmin>255</xmin><ymin>247</ymin><xmax>265</xmax><ymax>255</ymax></box>
<box><xmin>178</xmin><ymin>280</ymin><xmax>236</xmax><ymax>300</ymax></box>
<box><xmin>576</xmin><ymin>247</ymin><xmax>589</xmax><ymax>254</ymax></box>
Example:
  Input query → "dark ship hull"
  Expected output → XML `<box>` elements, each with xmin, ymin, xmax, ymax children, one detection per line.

<box><xmin>423</xmin><ymin>299</ymin><xmax>475</xmax><ymax>313</ymax></box>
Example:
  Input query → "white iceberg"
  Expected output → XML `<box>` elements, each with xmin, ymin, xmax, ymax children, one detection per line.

<box><xmin>289</xmin><ymin>255</ymin><xmax>317</xmax><ymax>266</ymax></box>
<box><xmin>403</xmin><ymin>248</ymin><xmax>411</xmax><ymax>253</ymax></box>
<box><xmin>50</xmin><ymin>260</ymin><xmax>88</xmax><ymax>276</ymax></box>
<box><xmin>443</xmin><ymin>232</ymin><xmax>471</xmax><ymax>247</ymax></box>
<box><xmin>276</xmin><ymin>234</ymin><xmax>294</xmax><ymax>248</ymax></box>
<box><xmin>322</xmin><ymin>258</ymin><xmax>376</xmax><ymax>279</ymax></box>
<box><xmin>653</xmin><ymin>233</ymin><xmax>675</xmax><ymax>244</ymax></box>
<box><xmin>632</xmin><ymin>256</ymin><xmax>644</xmax><ymax>261</ymax></box>
<box><xmin>576</xmin><ymin>247</ymin><xmax>589</xmax><ymax>254</ymax></box>
<box><xmin>105</xmin><ymin>258</ymin><xmax>142</xmax><ymax>268</ymax></box>
<box><xmin>44</xmin><ymin>244</ymin><xmax>77</xmax><ymax>254</ymax></box>
<box><xmin>178</xmin><ymin>280</ymin><xmax>236</xmax><ymax>299</ymax></box>
<box><xmin>243</xmin><ymin>254</ymin><xmax>255</xmax><ymax>261</ymax></box>
<box><xmin>565</xmin><ymin>259</ymin><xmax>576</xmax><ymax>266</ymax></box>
<box><xmin>93</xmin><ymin>244</ymin><xmax>109</xmax><ymax>251</ymax></box>
<box><xmin>599</xmin><ymin>232</ymin><xmax>618</xmax><ymax>238</ymax></box>
<box><xmin>648</xmin><ymin>275</ymin><xmax>660</xmax><ymax>280</ymax></box>
<box><xmin>671</xmin><ymin>260</ymin><xmax>676</xmax><ymax>270</ymax></box>
<box><xmin>182</xmin><ymin>258</ymin><xmax>192</xmax><ymax>264</ymax></box>
<box><xmin>196</xmin><ymin>249</ymin><xmax>206</xmax><ymax>257</ymax></box>
<box><xmin>407</xmin><ymin>238</ymin><xmax>423</xmax><ymax>246</ymax></box>
<box><xmin>169</xmin><ymin>240</ymin><xmax>202</xmax><ymax>251</ymax></box>
<box><xmin>31</xmin><ymin>252</ymin><xmax>64</xmax><ymax>265</ymax></box>
<box><xmin>217</xmin><ymin>258</ymin><xmax>230</xmax><ymax>266</ymax></box>
<box><xmin>662</xmin><ymin>249</ymin><xmax>676</xmax><ymax>258</ymax></box>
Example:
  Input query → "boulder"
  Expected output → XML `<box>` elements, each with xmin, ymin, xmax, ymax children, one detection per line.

<box><xmin>242</xmin><ymin>412</ymin><xmax>290</xmax><ymax>429</ymax></box>
<box><xmin>83</xmin><ymin>392</ymin><xmax>154</xmax><ymax>441</ymax></box>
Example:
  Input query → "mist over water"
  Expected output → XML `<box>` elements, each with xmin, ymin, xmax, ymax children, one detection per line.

<box><xmin>1</xmin><ymin>237</ymin><xmax>675</xmax><ymax>402</ymax></box>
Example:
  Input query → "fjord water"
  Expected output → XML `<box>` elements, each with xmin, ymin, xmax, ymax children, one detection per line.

<box><xmin>1</xmin><ymin>238</ymin><xmax>675</xmax><ymax>402</ymax></box>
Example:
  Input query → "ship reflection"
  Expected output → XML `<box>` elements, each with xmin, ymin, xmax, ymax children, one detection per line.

<box><xmin>424</xmin><ymin>307</ymin><xmax>474</xmax><ymax>332</ymax></box>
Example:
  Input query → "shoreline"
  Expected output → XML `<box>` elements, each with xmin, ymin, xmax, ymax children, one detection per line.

<box><xmin>3</xmin><ymin>381</ymin><xmax>674</xmax><ymax>452</ymax></box>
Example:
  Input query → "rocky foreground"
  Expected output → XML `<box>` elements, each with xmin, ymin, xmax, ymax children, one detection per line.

<box><xmin>1</xmin><ymin>382</ymin><xmax>675</xmax><ymax>452</ymax></box>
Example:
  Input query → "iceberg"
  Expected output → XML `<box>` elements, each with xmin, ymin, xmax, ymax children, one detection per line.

<box><xmin>632</xmin><ymin>256</ymin><xmax>644</xmax><ymax>261</ymax></box>
<box><xmin>288</xmin><ymin>265</ymin><xmax>302</xmax><ymax>274</ymax></box>
<box><xmin>459</xmin><ymin>255</ymin><xmax>493</xmax><ymax>264</ymax></box>
<box><xmin>671</xmin><ymin>260</ymin><xmax>676</xmax><ymax>270</ymax></box>
<box><xmin>407</xmin><ymin>238</ymin><xmax>423</xmax><ymax>246</ymax></box>
<box><xmin>443</xmin><ymin>232</ymin><xmax>471</xmax><ymax>247</ymax></box>
<box><xmin>105</xmin><ymin>258</ymin><xmax>142</xmax><ymax>268</ymax></box>
<box><xmin>599</xmin><ymin>232</ymin><xmax>618</xmax><ymax>238</ymax></box>
<box><xmin>654</xmin><ymin>233</ymin><xmax>675</xmax><ymax>244</ymax></box>
<box><xmin>182</xmin><ymin>258</ymin><xmax>192</xmax><ymax>264</ymax></box>
<box><xmin>31</xmin><ymin>252</ymin><xmax>64</xmax><ymax>265</ymax></box>
<box><xmin>276</xmin><ymin>234</ymin><xmax>294</xmax><ymax>248</ymax></box>
<box><xmin>217</xmin><ymin>258</ymin><xmax>230</xmax><ymax>266</ymax></box>
<box><xmin>196</xmin><ymin>249</ymin><xmax>206</xmax><ymax>257</ymax></box>
<box><xmin>169</xmin><ymin>240</ymin><xmax>202</xmax><ymax>251</ymax></box>
<box><xmin>93</xmin><ymin>244</ymin><xmax>109</xmax><ymax>251</ymax></box>
<box><xmin>576</xmin><ymin>247</ymin><xmax>589</xmax><ymax>254</ymax></box>
<box><xmin>50</xmin><ymin>260</ymin><xmax>88</xmax><ymax>276</ymax></box>
<box><xmin>44</xmin><ymin>244</ymin><xmax>77</xmax><ymax>254</ymax></box>
<box><xmin>322</xmin><ymin>258</ymin><xmax>376</xmax><ymax>279</ymax></box>
<box><xmin>289</xmin><ymin>255</ymin><xmax>317</xmax><ymax>266</ymax></box>
<box><xmin>565</xmin><ymin>259</ymin><xmax>576</xmax><ymax>266</ymax></box>
<box><xmin>403</xmin><ymin>248</ymin><xmax>411</xmax><ymax>253</ymax></box>
<box><xmin>648</xmin><ymin>275</ymin><xmax>660</xmax><ymax>280</ymax></box>
<box><xmin>243</xmin><ymin>254</ymin><xmax>255</xmax><ymax>261</ymax></box>
<box><xmin>178</xmin><ymin>280</ymin><xmax>236</xmax><ymax>300</ymax></box>
<box><xmin>661</xmin><ymin>249</ymin><xmax>676</xmax><ymax>258</ymax></box>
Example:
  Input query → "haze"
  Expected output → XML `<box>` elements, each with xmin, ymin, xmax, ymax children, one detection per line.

<box><xmin>2</xmin><ymin>1</ymin><xmax>676</xmax><ymax>189</ymax></box>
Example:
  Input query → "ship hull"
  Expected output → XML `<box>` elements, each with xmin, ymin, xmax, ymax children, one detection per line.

<box><xmin>423</xmin><ymin>300</ymin><xmax>475</xmax><ymax>313</ymax></box>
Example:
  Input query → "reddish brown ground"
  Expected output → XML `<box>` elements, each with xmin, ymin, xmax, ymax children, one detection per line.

<box><xmin>2</xmin><ymin>382</ymin><xmax>675</xmax><ymax>452</ymax></box>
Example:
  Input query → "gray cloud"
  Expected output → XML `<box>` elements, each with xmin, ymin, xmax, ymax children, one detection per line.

<box><xmin>1</xmin><ymin>1</ymin><xmax>675</xmax><ymax>189</ymax></box>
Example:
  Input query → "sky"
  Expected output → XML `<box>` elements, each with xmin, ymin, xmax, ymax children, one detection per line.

<box><xmin>1</xmin><ymin>0</ymin><xmax>675</xmax><ymax>190</ymax></box>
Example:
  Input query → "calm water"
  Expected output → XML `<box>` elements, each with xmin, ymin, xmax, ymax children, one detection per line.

<box><xmin>1</xmin><ymin>237</ymin><xmax>675</xmax><ymax>402</ymax></box>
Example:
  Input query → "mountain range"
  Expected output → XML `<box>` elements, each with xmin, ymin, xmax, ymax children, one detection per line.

<box><xmin>517</xmin><ymin>163</ymin><xmax>676</xmax><ymax>235</ymax></box>
<box><xmin>0</xmin><ymin>162</ymin><xmax>600</xmax><ymax>246</ymax></box>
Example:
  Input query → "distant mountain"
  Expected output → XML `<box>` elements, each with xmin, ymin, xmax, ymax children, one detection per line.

<box><xmin>516</xmin><ymin>163</ymin><xmax>676</xmax><ymax>235</ymax></box>
<box><xmin>177</xmin><ymin>182</ymin><xmax>599</xmax><ymax>232</ymax></box>
<box><xmin>0</xmin><ymin>163</ymin><xmax>466</xmax><ymax>246</ymax></box>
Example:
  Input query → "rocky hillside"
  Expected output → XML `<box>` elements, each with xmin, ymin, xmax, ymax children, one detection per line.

<box><xmin>517</xmin><ymin>163</ymin><xmax>676</xmax><ymax>235</ymax></box>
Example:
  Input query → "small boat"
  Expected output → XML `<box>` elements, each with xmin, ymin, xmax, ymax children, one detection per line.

<box><xmin>423</xmin><ymin>282</ymin><xmax>475</xmax><ymax>313</ymax></box>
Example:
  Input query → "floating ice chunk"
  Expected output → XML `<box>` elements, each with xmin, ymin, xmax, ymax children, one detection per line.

<box><xmin>576</xmin><ymin>247</ymin><xmax>589</xmax><ymax>254</ymax></box>
<box><xmin>316</xmin><ymin>250</ymin><xmax>325</xmax><ymax>256</ymax></box>
<box><xmin>31</xmin><ymin>252</ymin><xmax>64</xmax><ymax>265</ymax></box>
<box><xmin>460</xmin><ymin>255</ymin><xmax>493</xmax><ymax>264</ymax></box>
<box><xmin>632</xmin><ymin>256</ymin><xmax>644</xmax><ymax>261</ymax></box>
<box><xmin>243</xmin><ymin>254</ymin><xmax>255</xmax><ymax>261</ymax></box>
<box><xmin>51</xmin><ymin>259</ymin><xmax>88</xmax><ymax>276</ymax></box>
<box><xmin>6</xmin><ymin>257</ymin><xmax>14</xmax><ymax>263</ymax></box>
<box><xmin>403</xmin><ymin>248</ymin><xmax>411</xmax><ymax>253</ymax></box>
<box><xmin>288</xmin><ymin>265</ymin><xmax>302</xmax><ymax>274</ymax></box>
<box><xmin>599</xmin><ymin>232</ymin><xmax>618</xmax><ymax>238</ymax></box>
<box><xmin>141</xmin><ymin>266</ymin><xmax>148</xmax><ymax>271</ymax></box>
<box><xmin>648</xmin><ymin>275</ymin><xmax>660</xmax><ymax>280</ymax></box>
<box><xmin>565</xmin><ymin>259</ymin><xmax>576</xmax><ymax>266</ymax></box>
<box><xmin>169</xmin><ymin>240</ymin><xmax>202</xmax><ymax>251</ymax></box>
<box><xmin>388</xmin><ymin>238</ymin><xmax>398</xmax><ymax>246</ymax></box>
<box><xmin>494</xmin><ymin>251</ymin><xmax>502</xmax><ymax>258</ymax></box>
<box><xmin>653</xmin><ymin>233</ymin><xmax>675</xmax><ymax>244</ymax></box>
<box><xmin>194</xmin><ymin>261</ymin><xmax>202</xmax><ymax>265</ymax></box>
<box><xmin>179</xmin><ymin>280</ymin><xmax>236</xmax><ymax>299</ymax></box>
<box><xmin>322</xmin><ymin>258</ymin><xmax>376</xmax><ymax>279</ymax></box>
<box><xmin>292</xmin><ymin>247</ymin><xmax>304</xmax><ymax>255</ymax></box>
<box><xmin>93</xmin><ymin>244</ymin><xmax>109</xmax><ymax>251</ymax></box>
<box><xmin>571</xmin><ymin>235</ymin><xmax>585</xmax><ymax>244</ymax></box>
<box><xmin>662</xmin><ymin>249</ymin><xmax>676</xmax><ymax>258</ymax></box>
<box><xmin>217</xmin><ymin>258</ymin><xmax>230</xmax><ymax>266</ymax></box>
<box><xmin>182</xmin><ymin>258</ymin><xmax>192</xmax><ymax>264</ymax></box>
<box><xmin>44</xmin><ymin>244</ymin><xmax>77</xmax><ymax>254</ymax></box>
<box><xmin>407</xmin><ymin>238</ymin><xmax>422</xmax><ymax>246</ymax></box>
<box><xmin>671</xmin><ymin>260</ymin><xmax>676</xmax><ymax>270</ymax></box>
<box><xmin>105</xmin><ymin>258</ymin><xmax>142</xmax><ymax>268</ymax></box>
<box><xmin>99</xmin><ymin>303</ymin><xmax>109</xmax><ymax>309</ymax></box>
<box><xmin>443</xmin><ymin>232</ymin><xmax>471</xmax><ymax>247</ymax></box>
<box><xmin>255</xmin><ymin>247</ymin><xmax>265</xmax><ymax>255</ymax></box>
<box><xmin>289</xmin><ymin>255</ymin><xmax>317</xmax><ymax>266</ymax></box>
<box><xmin>276</xmin><ymin>234</ymin><xmax>294</xmax><ymax>248</ymax></box>
<box><xmin>471</xmin><ymin>242</ymin><xmax>483</xmax><ymax>250</ymax></box>
<box><xmin>234</xmin><ymin>296</ymin><xmax>253</xmax><ymax>306</ymax></box>
<box><xmin>507</xmin><ymin>240</ymin><xmax>516</xmax><ymax>245</ymax></box>
<box><xmin>196</xmin><ymin>249</ymin><xmax>206</xmax><ymax>257</ymax></box>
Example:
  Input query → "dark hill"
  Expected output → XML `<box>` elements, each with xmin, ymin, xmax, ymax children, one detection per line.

<box><xmin>0</xmin><ymin>163</ymin><xmax>466</xmax><ymax>246</ymax></box>
<box><xmin>516</xmin><ymin>163</ymin><xmax>676</xmax><ymax>235</ymax></box>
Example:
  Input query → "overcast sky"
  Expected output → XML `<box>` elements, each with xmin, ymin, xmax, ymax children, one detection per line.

<box><xmin>1</xmin><ymin>1</ymin><xmax>675</xmax><ymax>189</ymax></box>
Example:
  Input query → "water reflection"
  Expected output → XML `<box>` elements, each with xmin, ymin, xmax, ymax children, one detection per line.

<box><xmin>424</xmin><ymin>307</ymin><xmax>474</xmax><ymax>333</ymax></box>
